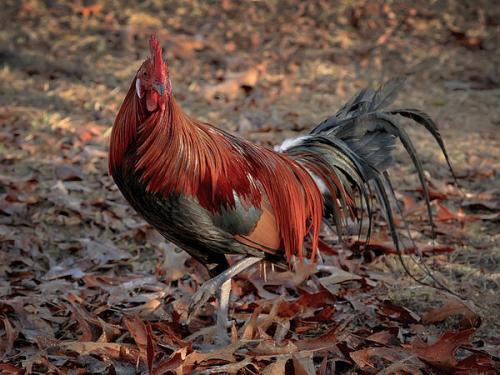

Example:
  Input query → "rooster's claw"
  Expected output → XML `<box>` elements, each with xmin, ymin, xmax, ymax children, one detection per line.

<box><xmin>187</xmin><ymin>278</ymin><xmax>220</xmax><ymax>322</ymax></box>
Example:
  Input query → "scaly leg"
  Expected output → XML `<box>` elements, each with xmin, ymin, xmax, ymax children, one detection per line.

<box><xmin>187</xmin><ymin>257</ymin><xmax>262</xmax><ymax>322</ymax></box>
<box><xmin>214</xmin><ymin>278</ymin><xmax>232</xmax><ymax>344</ymax></box>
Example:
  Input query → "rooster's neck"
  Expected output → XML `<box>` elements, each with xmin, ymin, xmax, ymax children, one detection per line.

<box><xmin>110</xmin><ymin>85</ymin><xmax>262</xmax><ymax>211</ymax></box>
<box><xmin>109</xmin><ymin>79</ymin><xmax>196</xmax><ymax>175</ymax></box>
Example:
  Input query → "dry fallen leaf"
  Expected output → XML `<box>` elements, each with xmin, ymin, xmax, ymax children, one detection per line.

<box><xmin>350</xmin><ymin>347</ymin><xmax>408</xmax><ymax>370</ymax></box>
<box><xmin>262</xmin><ymin>359</ymin><xmax>287</xmax><ymax>375</ymax></box>
<box><xmin>366</xmin><ymin>328</ymin><xmax>400</xmax><ymax>346</ymax></box>
<box><xmin>0</xmin><ymin>318</ymin><xmax>18</xmax><ymax>359</ymax></box>
<box><xmin>0</xmin><ymin>363</ymin><xmax>24</xmax><ymax>374</ymax></box>
<box><xmin>123</xmin><ymin>315</ymin><xmax>155</xmax><ymax>372</ymax></box>
<box><xmin>202</xmin><ymin>66</ymin><xmax>263</xmax><ymax>101</ymax></box>
<box><xmin>377</xmin><ymin>300</ymin><xmax>420</xmax><ymax>324</ymax></box>
<box><xmin>58</xmin><ymin>341</ymin><xmax>140</xmax><ymax>362</ymax></box>
<box><xmin>153</xmin><ymin>346</ymin><xmax>190</xmax><ymax>374</ymax></box>
<box><xmin>69</xmin><ymin>304</ymin><xmax>94</xmax><ymax>341</ymax></box>
<box><xmin>294</xmin><ymin>325</ymin><xmax>339</xmax><ymax>352</ymax></box>
<box><xmin>317</xmin><ymin>265</ymin><xmax>362</xmax><ymax>292</ymax></box>
<box><xmin>436</xmin><ymin>202</ymin><xmax>478</xmax><ymax>223</ymax></box>
<box><xmin>422</xmin><ymin>299</ymin><xmax>478</xmax><ymax>326</ymax></box>
<box><xmin>79</xmin><ymin>239</ymin><xmax>131</xmax><ymax>265</ymax></box>
<box><xmin>181</xmin><ymin>344</ymin><xmax>239</xmax><ymax>371</ymax></box>
<box><xmin>409</xmin><ymin>329</ymin><xmax>475</xmax><ymax>370</ymax></box>
<box><xmin>241</xmin><ymin>306</ymin><xmax>261</xmax><ymax>340</ymax></box>
<box><xmin>293</xmin><ymin>352</ymin><xmax>316</xmax><ymax>375</ymax></box>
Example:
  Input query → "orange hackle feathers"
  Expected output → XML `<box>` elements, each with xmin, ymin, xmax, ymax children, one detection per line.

<box><xmin>110</xmin><ymin>77</ymin><xmax>324</xmax><ymax>264</ymax></box>
<box><xmin>109</xmin><ymin>79</ymin><xmax>144</xmax><ymax>172</ymax></box>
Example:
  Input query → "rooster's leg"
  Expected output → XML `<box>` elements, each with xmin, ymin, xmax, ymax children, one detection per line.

<box><xmin>215</xmin><ymin>278</ymin><xmax>232</xmax><ymax>344</ymax></box>
<box><xmin>187</xmin><ymin>256</ymin><xmax>261</xmax><ymax>323</ymax></box>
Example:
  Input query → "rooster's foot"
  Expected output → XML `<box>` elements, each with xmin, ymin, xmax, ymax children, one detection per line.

<box><xmin>187</xmin><ymin>257</ymin><xmax>262</xmax><ymax>322</ymax></box>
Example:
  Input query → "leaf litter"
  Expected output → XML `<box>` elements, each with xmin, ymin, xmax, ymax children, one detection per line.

<box><xmin>1</xmin><ymin>0</ymin><xmax>499</xmax><ymax>373</ymax></box>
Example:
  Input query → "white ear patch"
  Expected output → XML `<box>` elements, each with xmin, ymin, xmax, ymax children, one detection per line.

<box><xmin>136</xmin><ymin>78</ymin><xmax>143</xmax><ymax>98</ymax></box>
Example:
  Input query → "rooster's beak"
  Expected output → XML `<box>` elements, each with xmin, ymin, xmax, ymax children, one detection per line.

<box><xmin>153</xmin><ymin>83</ymin><xmax>165</xmax><ymax>96</ymax></box>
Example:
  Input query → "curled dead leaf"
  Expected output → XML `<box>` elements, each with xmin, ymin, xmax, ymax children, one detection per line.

<box><xmin>350</xmin><ymin>347</ymin><xmax>408</xmax><ymax>370</ymax></box>
<box><xmin>422</xmin><ymin>299</ymin><xmax>478</xmax><ymax>327</ymax></box>
<box><xmin>408</xmin><ymin>329</ymin><xmax>475</xmax><ymax>370</ymax></box>
<box><xmin>377</xmin><ymin>300</ymin><xmax>420</xmax><ymax>324</ymax></box>
<box><xmin>123</xmin><ymin>315</ymin><xmax>155</xmax><ymax>372</ymax></box>
<box><xmin>153</xmin><ymin>346</ymin><xmax>190</xmax><ymax>374</ymax></box>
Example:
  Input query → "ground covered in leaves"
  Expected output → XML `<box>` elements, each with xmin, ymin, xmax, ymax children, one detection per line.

<box><xmin>0</xmin><ymin>1</ymin><xmax>499</xmax><ymax>373</ymax></box>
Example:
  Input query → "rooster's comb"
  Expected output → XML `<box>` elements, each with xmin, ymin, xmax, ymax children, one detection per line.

<box><xmin>149</xmin><ymin>35</ymin><xmax>167</xmax><ymax>82</ymax></box>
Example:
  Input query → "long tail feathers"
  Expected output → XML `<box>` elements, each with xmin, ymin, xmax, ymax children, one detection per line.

<box><xmin>283</xmin><ymin>78</ymin><xmax>458</xmax><ymax>294</ymax></box>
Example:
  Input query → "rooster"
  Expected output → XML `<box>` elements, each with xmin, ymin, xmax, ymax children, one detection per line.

<box><xmin>109</xmin><ymin>36</ymin><xmax>454</xmax><ymax>342</ymax></box>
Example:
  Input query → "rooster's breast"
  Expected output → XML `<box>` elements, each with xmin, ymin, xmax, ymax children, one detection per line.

<box><xmin>110</xmin><ymin>155</ymin><xmax>271</xmax><ymax>262</ymax></box>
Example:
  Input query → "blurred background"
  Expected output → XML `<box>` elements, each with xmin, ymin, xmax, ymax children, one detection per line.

<box><xmin>0</xmin><ymin>0</ymin><xmax>499</xmax><ymax>369</ymax></box>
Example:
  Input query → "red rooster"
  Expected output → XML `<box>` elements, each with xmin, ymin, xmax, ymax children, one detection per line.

<box><xmin>110</xmin><ymin>36</ymin><xmax>453</xmax><ymax>341</ymax></box>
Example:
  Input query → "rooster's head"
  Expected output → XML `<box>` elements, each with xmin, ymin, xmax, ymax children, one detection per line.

<box><xmin>135</xmin><ymin>35</ymin><xmax>171</xmax><ymax>112</ymax></box>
